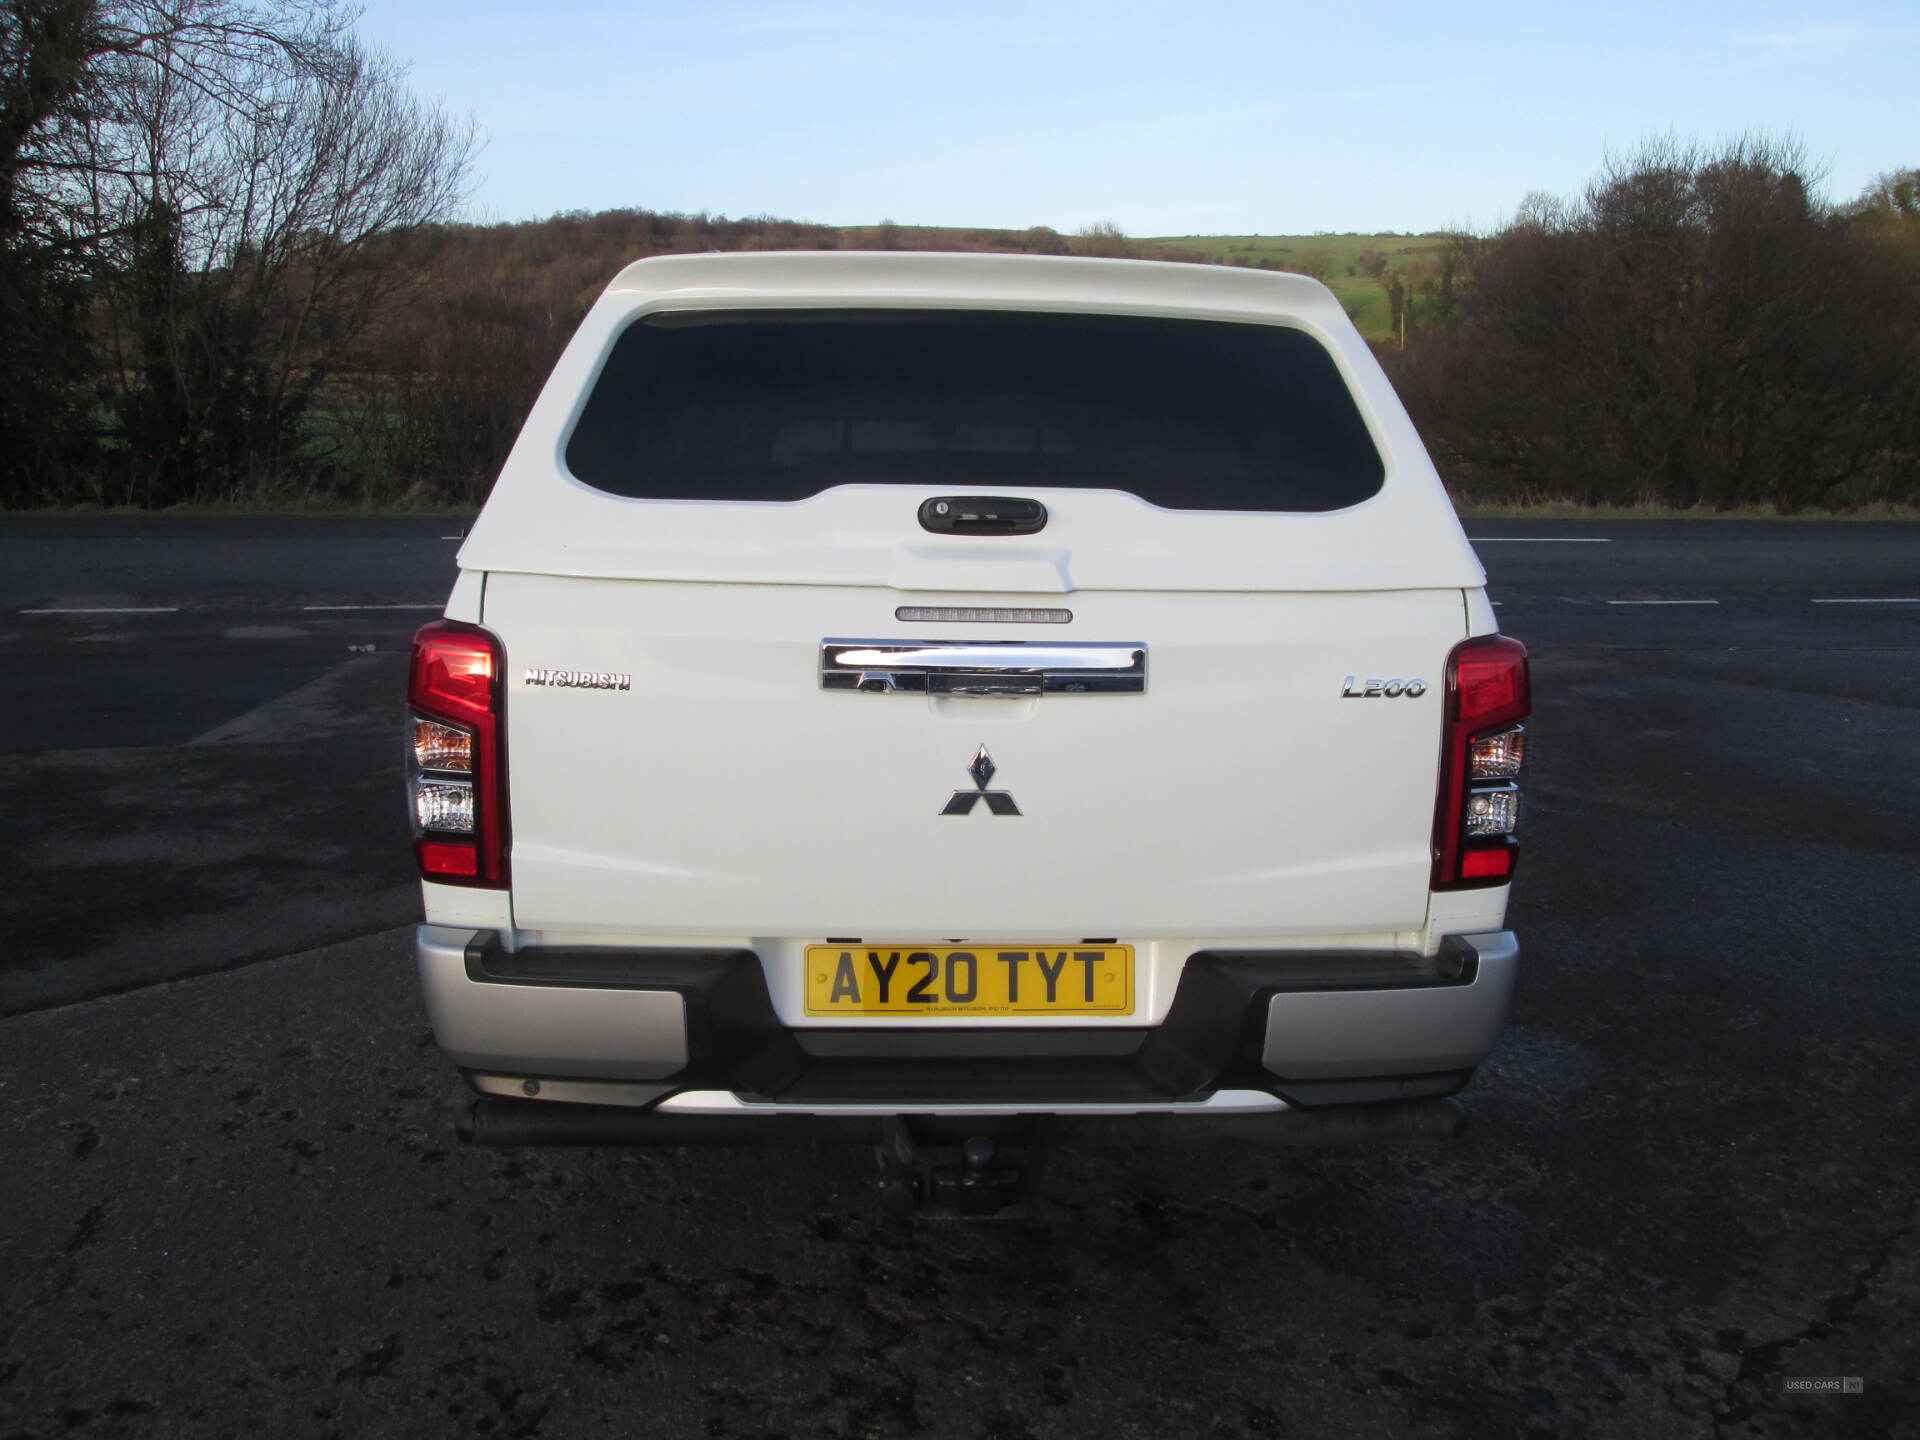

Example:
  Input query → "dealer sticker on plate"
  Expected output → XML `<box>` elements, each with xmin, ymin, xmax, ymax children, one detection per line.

<box><xmin>804</xmin><ymin>944</ymin><xmax>1134</xmax><ymax>1017</ymax></box>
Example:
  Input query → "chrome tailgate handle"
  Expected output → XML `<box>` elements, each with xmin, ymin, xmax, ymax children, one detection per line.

<box><xmin>821</xmin><ymin>640</ymin><xmax>1146</xmax><ymax>695</ymax></box>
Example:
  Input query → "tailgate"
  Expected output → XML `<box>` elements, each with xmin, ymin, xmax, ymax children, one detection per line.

<box><xmin>490</xmin><ymin>574</ymin><xmax>1464</xmax><ymax>939</ymax></box>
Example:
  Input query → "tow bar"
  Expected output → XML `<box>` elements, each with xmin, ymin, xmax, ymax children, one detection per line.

<box><xmin>875</xmin><ymin>1121</ymin><xmax>1047</xmax><ymax>1218</ymax></box>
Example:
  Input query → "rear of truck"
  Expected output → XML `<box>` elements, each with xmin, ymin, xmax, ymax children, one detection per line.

<box><xmin>403</xmin><ymin>253</ymin><xmax>1529</xmax><ymax>1180</ymax></box>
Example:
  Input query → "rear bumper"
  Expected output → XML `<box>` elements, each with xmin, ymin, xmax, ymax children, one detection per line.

<box><xmin>416</xmin><ymin>926</ymin><xmax>1518</xmax><ymax>1112</ymax></box>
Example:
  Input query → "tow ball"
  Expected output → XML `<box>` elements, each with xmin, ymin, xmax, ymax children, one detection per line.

<box><xmin>876</xmin><ymin>1124</ymin><xmax>1039</xmax><ymax>1217</ymax></box>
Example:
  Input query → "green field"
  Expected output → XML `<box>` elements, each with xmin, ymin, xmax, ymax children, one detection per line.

<box><xmin>821</xmin><ymin>222</ymin><xmax>1460</xmax><ymax>344</ymax></box>
<box><xmin>1145</xmin><ymin>232</ymin><xmax>1455</xmax><ymax>341</ymax></box>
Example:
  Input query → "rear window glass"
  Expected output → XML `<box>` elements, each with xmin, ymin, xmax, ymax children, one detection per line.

<box><xmin>564</xmin><ymin>310</ymin><xmax>1384</xmax><ymax>512</ymax></box>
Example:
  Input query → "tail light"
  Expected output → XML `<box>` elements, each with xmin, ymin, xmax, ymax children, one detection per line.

<box><xmin>1432</xmin><ymin>634</ymin><xmax>1531</xmax><ymax>890</ymax></box>
<box><xmin>407</xmin><ymin>621</ymin><xmax>508</xmax><ymax>887</ymax></box>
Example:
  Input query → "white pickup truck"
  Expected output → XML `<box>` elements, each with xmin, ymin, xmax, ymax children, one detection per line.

<box><xmin>406</xmin><ymin>251</ymin><xmax>1529</xmax><ymax>1213</ymax></box>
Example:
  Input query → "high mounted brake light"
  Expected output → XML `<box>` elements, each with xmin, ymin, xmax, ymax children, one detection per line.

<box><xmin>1432</xmin><ymin>634</ymin><xmax>1531</xmax><ymax>890</ymax></box>
<box><xmin>408</xmin><ymin>621</ymin><xmax>508</xmax><ymax>887</ymax></box>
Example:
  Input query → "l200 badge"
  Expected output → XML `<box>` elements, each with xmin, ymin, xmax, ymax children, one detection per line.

<box><xmin>1341</xmin><ymin>676</ymin><xmax>1427</xmax><ymax>698</ymax></box>
<box><xmin>523</xmin><ymin>668</ymin><xmax>631</xmax><ymax>691</ymax></box>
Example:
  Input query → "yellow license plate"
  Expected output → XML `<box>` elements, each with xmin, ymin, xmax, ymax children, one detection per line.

<box><xmin>804</xmin><ymin>944</ymin><xmax>1134</xmax><ymax>1017</ymax></box>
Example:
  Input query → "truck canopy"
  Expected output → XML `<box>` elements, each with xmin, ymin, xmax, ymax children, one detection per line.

<box><xmin>457</xmin><ymin>252</ymin><xmax>1483</xmax><ymax>595</ymax></box>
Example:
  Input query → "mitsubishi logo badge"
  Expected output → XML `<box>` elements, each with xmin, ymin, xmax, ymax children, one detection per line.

<box><xmin>941</xmin><ymin>745</ymin><xmax>1021</xmax><ymax>816</ymax></box>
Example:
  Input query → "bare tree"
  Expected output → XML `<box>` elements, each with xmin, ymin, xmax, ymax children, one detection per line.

<box><xmin>5</xmin><ymin>0</ymin><xmax>351</xmax><ymax>262</ymax></box>
<box><xmin>87</xmin><ymin>18</ymin><xmax>474</xmax><ymax>499</ymax></box>
<box><xmin>2</xmin><ymin>0</ymin><xmax>472</xmax><ymax>502</ymax></box>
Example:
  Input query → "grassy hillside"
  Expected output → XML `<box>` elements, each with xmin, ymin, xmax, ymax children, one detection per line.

<box><xmin>1145</xmin><ymin>232</ymin><xmax>1455</xmax><ymax>340</ymax></box>
<box><xmin>804</xmin><ymin>224</ymin><xmax>1455</xmax><ymax>342</ymax></box>
<box><xmin>828</xmin><ymin>226</ymin><xmax>1455</xmax><ymax>341</ymax></box>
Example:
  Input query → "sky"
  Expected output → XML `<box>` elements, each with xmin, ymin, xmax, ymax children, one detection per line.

<box><xmin>353</xmin><ymin>0</ymin><xmax>1919</xmax><ymax>236</ymax></box>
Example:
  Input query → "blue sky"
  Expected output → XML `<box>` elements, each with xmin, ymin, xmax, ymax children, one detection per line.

<box><xmin>355</xmin><ymin>1</ymin><xmax>1918</xmax><ymax>235</ymax></box>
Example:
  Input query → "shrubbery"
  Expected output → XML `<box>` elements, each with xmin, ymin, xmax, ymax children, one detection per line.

<box><xmin>1384</xmin><ymin>139</ymin><xmax>1920</xmax><ymax>510</ymax></box>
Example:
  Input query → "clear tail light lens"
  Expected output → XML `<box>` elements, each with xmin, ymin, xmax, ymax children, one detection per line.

<box><xmin>413</xmin><ymin>777</ymin><xmax>475</xmax><ymax>833</ymax></box>
<box><xmin>407</xmin><ymin>622</ymin><xmax>507</xmax><ymax>887</ymax></box>
<box><xmin>411</xmin><ymin>717</ymin><xmax>473</xmax><ymax>772</ymax></box>
<box><xmin>1464</xmin><ymin>783</ymin><xmax>1520</xmax><ymax>836</ymax></box>
<box><xmin>1432</xmin><ymin>634</ymin><xmax>1531</xmax><ymax>890</ymax></box>
<box><xmin>1469</xmin><ymin>725</ymin><xmax>1525</xmax><ymax>779</ymax></box>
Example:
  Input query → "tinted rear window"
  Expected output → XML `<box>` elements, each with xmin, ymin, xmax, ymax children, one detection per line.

<box><xmin>565</xmin><ymin>310</ymin><xmax>1384</xmax><ymax>512</ymax></box>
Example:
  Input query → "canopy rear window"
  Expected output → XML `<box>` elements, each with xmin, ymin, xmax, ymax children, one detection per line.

<box><xmin>564</xmin><ymin>310</ymin><xmax>1385</xmax><ymax>512</ymax></box>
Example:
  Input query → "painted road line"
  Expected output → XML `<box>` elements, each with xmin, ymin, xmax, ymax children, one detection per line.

<box><xmin>301</xmin><ymin>604</ymin><xmax>444</xmax><ymax>612</ymax></box>
<box><xmin>1468</xmin><ymin>537</ymin><xmax>1612</xmax><ymax>543</ymax></box>
<box><xmin>1811</xmin><ymin>598</ymin><xmax>1920</xmax><ymax>604</ymax></box>
<box><xmin>21</xmin><ymin>606</ymin><xmax>180</xmax><ymax>615</ymax></box>
<box><xmin>1607</xmin><ymin>599</ymin><xmax>1718</xmax><ymax>606</ymax></box>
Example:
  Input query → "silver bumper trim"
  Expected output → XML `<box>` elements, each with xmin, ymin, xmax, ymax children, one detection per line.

<box><xmin>464</xmin><ymin>1073</ymin><xmax>676</xmax><ymax>1108</ymax></box>
<box><xmin>1262</xmin><ymin>929</ymin><xmax>1519</xmax><ymax>1079</ymax></box>
<box><xmin>416</xmin><ymin>925</ymin><xmax>691</xmax><ymax>1081</ymax></box>
<box><xmin>650</xmin><ymin>1087</ymin><xmax>1290</xmax><ymax>1119</ymax></box>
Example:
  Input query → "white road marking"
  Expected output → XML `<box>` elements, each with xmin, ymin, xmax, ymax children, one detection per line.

<box><xmin>1607</xmin><ymin>599</ymin><xmax>1718</xmax><ymax>605</ymax></box>
<box><xmin>440</xmin><ymin>535</ymin><xmax>464</xmax><ymax>541</ymax></box>
<box><xmin>21</xmin><ymin>606</ymin><xmax>179</xmax><ymax>615</ymax></box>
<box><xmin>1811</xmin><ymin>598</ymin><xmax>1920</xmax><ymax>604</ymax></box>
<box><xmin>1469</xmin><ymin>537</ymin><xmax>1612</xmax><ymax>543</ymax></box>
<box><xmin>301</xmin><ymin>604</ymin><xmax>443</xmax><ymax>612</ymax></box>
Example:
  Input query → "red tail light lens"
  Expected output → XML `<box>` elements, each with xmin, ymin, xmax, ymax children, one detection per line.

<box><xmin>1432</xmin><ymin>634</ymin><xmax>1531</xmax><ymax>890</ymax></box>
<box><xmin>1459</xmin><ymin>846</ymin><xmax>1516</xmax><ymax>882</ymax></box>
<box><xmin>417</xmin><ymin>840</ymin><xmax>480</xmax><ymax>878</ymax></box>
<box><xmin>1455</xmin><ymin>643</ymin><xmax>1530</xmax><ymax>733</ymax></box>
<box><xmin>408</xmin><ymin>621</ymin><xmax>508</xmax><ymax>888</ymax></box>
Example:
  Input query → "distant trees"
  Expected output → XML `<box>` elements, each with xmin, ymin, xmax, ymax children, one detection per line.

<box><xmin>337</xmin><ymin>209</ymin><xmax>845</xmax><ymax>506</ymax></box>
<box><xmin>1292</xmin><ymin>247</ymin><xmax>1334</xmax><ymax>282</ymax></box>
<box><xmin>1850</xmin><ymin>167</ymin><xmax>1919</xmax><ymax>221</ymax></box>
<box><xmin>1021</xmin><ymin>224</ymin><xmax>1067</xmax><ymax>255</ymax></box>
<box><xmin>1072</xmin><ymin>220</ymin><xmax>1135</xmax><ymax>258</ymax></box>
<box><xmin>1382</xmin><ymin>268</ymin><xmax>1406</xmax><ymax>342</ymax></box>
<box><xmin>1385</xmin><ymin>138</ymin><xmax>1920</xmax><ymax>509</ymax></box>
<box><xmin>1847</xmin><ymin>167</ymin><xmax>1920</xmax><ymax>280</ymax></box>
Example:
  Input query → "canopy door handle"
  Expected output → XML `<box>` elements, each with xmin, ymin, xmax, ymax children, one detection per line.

<box><xmin>918</xmin><ymin>496</ymin><xmax>1048</xmax><ymax>535</ymax></box>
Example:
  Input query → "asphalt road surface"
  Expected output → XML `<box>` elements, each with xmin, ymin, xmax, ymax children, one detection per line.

<box><xmin>2</xmin><ymin>515</ymin><xmax>1916</xmax><ymax>1439</ymax></box>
